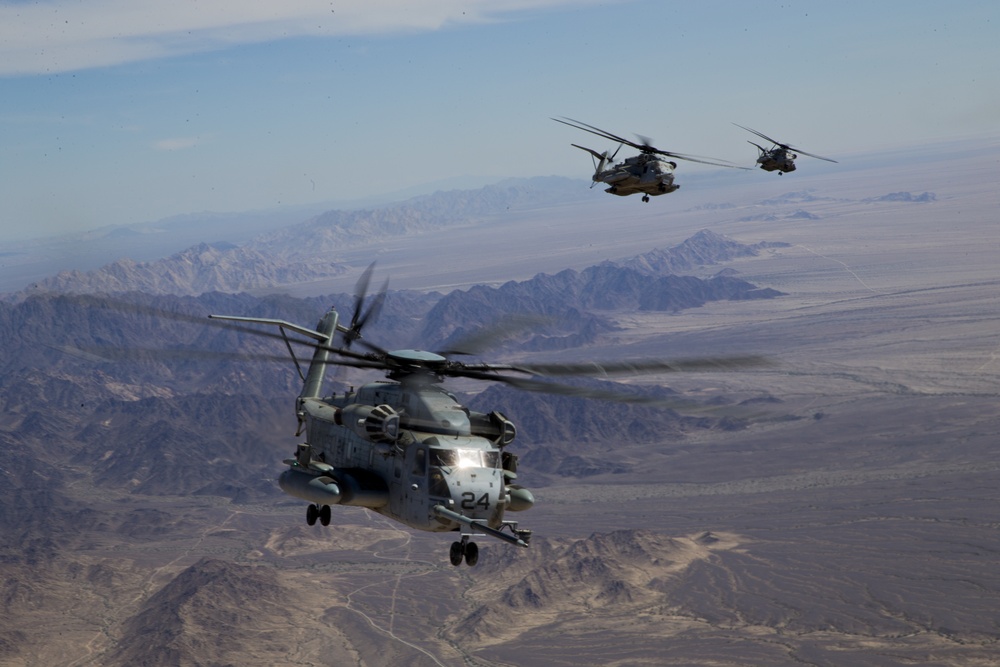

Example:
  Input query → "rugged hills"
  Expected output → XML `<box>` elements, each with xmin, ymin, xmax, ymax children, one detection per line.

<box><xmin>0</xmin><ymin>229</ymin><xmax>783</xmax><ymax>503</ymax></box>
<box><xmin>29</xmin><ymin>242</ymin><xmax>348</xmax><ymax>297</ymax></box>
<box><xmin>104</xmin><ymin>559</ymin><xmax>291</xmax><ymax>667</ymax></box>
<box><xmin>5</xmin><ymin>149</ymin><xmax>996</xmax><ymax>667</ymax></box>
<box><xmin>0</xmin><ymin>216</ymin><xmax>794</xmax><ymax>664</ymax></box>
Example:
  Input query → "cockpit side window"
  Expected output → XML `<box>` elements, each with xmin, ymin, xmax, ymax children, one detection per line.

<box><xmin>412</xmin><ymin>447</ymin><xmax>426</xmax><ymax>476</ymax></box>
<box><xmin>483</xmin><ymin>450</ymin><xmax>500</xmax><ymax>469</ymax></box>
<box><xmin>429</xmin><ymin>448</ymin><xmax>458</xmax><ymax>467</ymax></box>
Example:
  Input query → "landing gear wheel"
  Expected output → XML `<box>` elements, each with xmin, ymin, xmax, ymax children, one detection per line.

<box><xmin>306</xmin><ymin>504</ymin><xmax>319</xmax><ymax>526</ymax></box>
<box><xmin>642</xmin><ymin>195</ymin><xmax>650</xmax><ymax>203</ymax></box>
<box><xmin>464</xmin><ymin>541</ymin><xmax>479</xmax><ymax>566</ymax></box>
<box><xmin>449</xmin><ymin>541</ymin><xmax>464</xmax><ymax>567</ymax></box>
<box><xmin>319</xmin><ymin>504</ymin><xmax>331</xmax><ymax>526</ymax></box>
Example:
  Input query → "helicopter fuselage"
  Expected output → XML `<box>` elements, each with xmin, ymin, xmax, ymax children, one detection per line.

<box><xmin>757</xmin><ymin>148</ymin><xmax>797</xmax><ymax>173</ymax></box>
<box><xmin>279</xmin><ymin>374</ymin><xmax>531</xmax><ymax>540</ymax></box>
<box><xmin>597</xmin><ymin>153</ymin><xmax>680</xmax><ymax>197</ymax></box>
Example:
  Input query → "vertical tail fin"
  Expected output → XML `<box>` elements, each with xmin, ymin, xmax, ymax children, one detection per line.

<box><xmin>299</xmin><ymin>307</ymin><xmax>339</xmax><ymax>399</ymax></box>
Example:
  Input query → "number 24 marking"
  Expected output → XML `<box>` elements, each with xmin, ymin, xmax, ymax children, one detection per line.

<box><xmin>461</xmin><ymin>492</ymin><xmax>489</xmax><ymax>510</ymax></box>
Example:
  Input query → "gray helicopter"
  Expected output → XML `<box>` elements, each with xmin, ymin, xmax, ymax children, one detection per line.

<box><xmin>733</xmin><ymin>123</ymin><xmax>838</xmax><ymax>174</ymax></box>
<box><xmin>209</xmin><ymin>266</ymin><xmax>766</xmax><ymax>566</ymax></box>
<box><xmin>553</xmin><ymin>117</ymin><xmax>747</xmax><ymax>202</ymax></box>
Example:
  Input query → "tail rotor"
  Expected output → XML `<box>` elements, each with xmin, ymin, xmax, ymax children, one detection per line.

<box><xmin>343</xmin><ymin>262</ymin><xmax>388</xmax><ymax>351</ymax></box>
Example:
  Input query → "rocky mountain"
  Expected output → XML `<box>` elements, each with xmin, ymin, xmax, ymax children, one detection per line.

<box><xmin>103</xmin><ymin>559</ymin><xmax>289</xmax><ymax>667</ymax></box>
<box><xmin>418</xmin><ymin>232</ymin><xmax>784</xmax><ymax>352</ymax></box>
<box><xmin>12</xmin><ymin>177</ymin><xmax>587</xmax><ymax>299</ymax></box>
<box><xmin>448</xmin><ymin>529</ymin><xmax>743</xmax><ymax>647</ymax></box>
<box><xmin>864</xmin><ymin>191</ymin><xmax>937</xmax><ymax>203</ymax></box>
<box><xmin>616</xmin><ymin>229</ymin><xmax>789</xmax><ymax>276</ymax></box>
<box><xmin>421</xmin><ymin>266</ymin><xmax>781</xmax><ymax>352</ymax></box>
<box><xmin>22</xmin><ymin>242</ymin><xmax>348</xmax><ymax>298</ymax></box>
<box><xmin>248</xmin><ymin>176</ymin><xmax>586</xmax><ymax>259</ymax></box>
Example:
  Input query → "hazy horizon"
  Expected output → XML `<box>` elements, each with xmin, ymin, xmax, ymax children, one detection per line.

<box><xmin>2</xmin><ymin>1</ymin><xmax>997</xmax><ymax>241</ymax></box>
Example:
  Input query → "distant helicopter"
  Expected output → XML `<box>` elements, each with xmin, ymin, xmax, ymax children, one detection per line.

<box><xmin>733</xmin><ymin>123</ymin><xmax>838</xmax><ymax>174</ymax></box>
<box><xmin>209</xmin><ymin>265</ymin><xmax>767</xmax><ymax>566</ymax></box>
<box><xmin>553</xmin><ymin>117</ymin><xmax>747</xmax><ymax>202</ymax></box>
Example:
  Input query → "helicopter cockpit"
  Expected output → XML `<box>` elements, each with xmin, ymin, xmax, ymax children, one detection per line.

<box><xmin>429</xmin><ymin>447</ymin><xmax>501</xmax><ymax>469</ymax></box>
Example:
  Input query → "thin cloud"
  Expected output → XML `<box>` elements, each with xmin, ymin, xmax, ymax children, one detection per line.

<box><xmin>0</xmin><ymin>0</ymin><xmax>601</xmax><ymax>76</ymax></box>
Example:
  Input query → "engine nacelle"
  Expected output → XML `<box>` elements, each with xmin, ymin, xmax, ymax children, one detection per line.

<box><xmin>470</xmin><ymin>410</ymin><xmax>517</xmax><ymax>446</ymax></box>
<box><xmin>337</xmin><ymin>403</ymin><xmax>400</xmax><ymax>442</ymax></box>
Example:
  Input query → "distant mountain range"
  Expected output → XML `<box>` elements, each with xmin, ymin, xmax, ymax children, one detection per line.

<box><xmin>20</xmin><ymin>242</ymin><xmax>349</xmax><ymax>297</ymax></box>
<box><xmin>8</xmin><ymin>178</ymin><xmax>794</xmax><ymax>301</ymax></box>
<box><xmin>6</xmin><ymin>176</ymin><xmax>589</xmax><ymax>298</ymax></box>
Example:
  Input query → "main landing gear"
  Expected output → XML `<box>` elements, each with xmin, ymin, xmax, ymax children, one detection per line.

<box><xmin>305</xmin><ymin>503</ymin><xmax>331</xmax><ymax>526</ymax></box>
<box><xmin>642</xmin><ymin>194</ymin><xmax>650</xmax><ymax>202</ymax></box>
<box><xmin>449</xmin><ymin>536</ymin><xmax>479</xmax><ymax>566</ymax></box>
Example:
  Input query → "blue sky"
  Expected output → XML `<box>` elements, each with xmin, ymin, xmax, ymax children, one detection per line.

<box><xmin>1</xmin><ymin>0</ymin><xmax>998</xmax><ymax>241</ymax></box>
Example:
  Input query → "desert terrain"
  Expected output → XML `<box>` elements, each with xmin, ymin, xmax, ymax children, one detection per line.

<box><xmin>2</xmin><ymin>139</ymin><xmax>1000</xmax><ymax>666</ymax></box>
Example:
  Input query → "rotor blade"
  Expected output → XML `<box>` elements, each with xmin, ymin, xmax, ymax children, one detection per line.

<box><xmin>654</xmin><ymin>151</ymin><xmax>751</xmax><ymax>169</ymax></box>
<box><xmin>732</xmin><ymin>123</ymin><xmax>783</xmax><ymax>147</ymax></box>
<box><xmin>553</xmin><ymin>117</ymin><xmax>645</xmax><ymax>152</ymax></box>
<box><xmin>447</xmin><ymin>366</ymin><xmax>675</xmax><ymax>404</ymax></box>
<box><xmin>502</xmin><ymin>355</ymin><xmax>773</xmax><ymax>377</ymax></box>
<box><xmin>344</xmin><ymin>263</ymin><xmax>389</xmax><ymax>349</ymax></box>
<box><xmin>435</xmin><ymin>314</ymin><xmax>553</xmax><ymax>357</ymax></box>
<box><xmin>322</xmin><ymin>356</ymin><xmax>394</xmax><ymax>372</ymax></box>
<box><xmin>557</xmin><ymin>117</ymin><xmax>746</xmax><ymax>169</ymax></box>
<box><xmin>66</xmin><ymin>346</ymin><xmax>308</xmax><ymax>365</ymax></box>
<box><xmin>356</xmin><ymin>278</ymin><xmax>388</xmax><ymax>332</ymax></box>
<box><xmin>635</xmin><ymin>134</ymin><xmax>656</xmax><ymax>150</ymax></box>
<box><xmin>571</xmin><ymin>143</ymin><xmax>610</xmax><ymax>163</ymax></box>
<box><xmin>788</xmin><ymin>147</ymin><xmax>838</xmax><ymax>163</ymax></box>
<box><xmin>455</xmin><ymin>368</ymin><xmax>721</xmax><ymax>408</ymax></box>
<box><xmin>350</xmin><ymin>262</ymin><xmax>375</xmax><ymax>331</ymax></box>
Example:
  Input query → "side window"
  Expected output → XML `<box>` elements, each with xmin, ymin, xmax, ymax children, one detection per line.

<box><xmin>430</xmin><ymin>448</ymin><xmax>458</xmax><ymax>467</ymax></box>
<box><xmin>412</xmin><ymin>448</ymin><xmax>426</xmax><ymax>476</ymax></box>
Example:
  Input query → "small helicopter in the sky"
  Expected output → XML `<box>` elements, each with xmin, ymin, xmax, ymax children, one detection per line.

<box><xmin>553</xmin><ymin>117</ymin><xmax>747</xmax><ymax>202</ymax></box>
<box><xmin>733</xmin><ymin>123</ymin><xmax>838</xmax><ymax>174</ymax></box>
<box><xmin>209</xmin><ymin>265</ymin><xmax>767</xmax><ymax>566</ymax></box>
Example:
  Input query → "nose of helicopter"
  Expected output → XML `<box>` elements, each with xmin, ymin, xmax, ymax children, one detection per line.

<box><xmin>445</xmin><ymin>466</ymin><xmax>505</xmax><ymax>523</ymax></box>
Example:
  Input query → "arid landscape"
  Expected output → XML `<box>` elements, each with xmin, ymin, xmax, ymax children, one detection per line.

<box><xmin>2</xmin><ymin>139</ymin><xmax>1000</xmax><ymax>666</ymax></box>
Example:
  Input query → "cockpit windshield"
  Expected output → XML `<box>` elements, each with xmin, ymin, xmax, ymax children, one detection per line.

<box><xmin>430</xmin><ymin>447</ymin><xmax>499</xmax><ymax>469</ymax></box>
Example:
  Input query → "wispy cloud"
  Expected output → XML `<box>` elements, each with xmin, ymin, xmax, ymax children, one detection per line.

<box><xmin>0</xmin><ymin>0</ymin><xmax>598</xmax><ymax>76</ymax></box>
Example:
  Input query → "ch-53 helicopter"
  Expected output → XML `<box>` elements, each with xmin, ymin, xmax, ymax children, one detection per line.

<box><xmin>733</xmin><ymin>123</ymin><xmax>838</xmax><ymax>174</ymax></box>
<box><xmin>208</xmin><ymin>265</ymin><xmax>766</xmax><ymax>566</ymax></box>
<box><xmin>553</xmin><ymin>117</ymin><xmax>747</xmax><ymax>202</ymax></box>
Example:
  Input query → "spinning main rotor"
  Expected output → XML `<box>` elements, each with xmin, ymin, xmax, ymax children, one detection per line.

<box><xmin>732</xmin><ymin>123</ymin><xmax>838</xmax><ymax>163</ymax></box>
<box><xmin>553</xmin><ymin>117</ymin><xmax>746</xmax><ymax>169</ymax></box>
<box><xmin>209</xmin><ymin>263</ymin><xmax>771</xmax><ymax>408</ymax></box>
